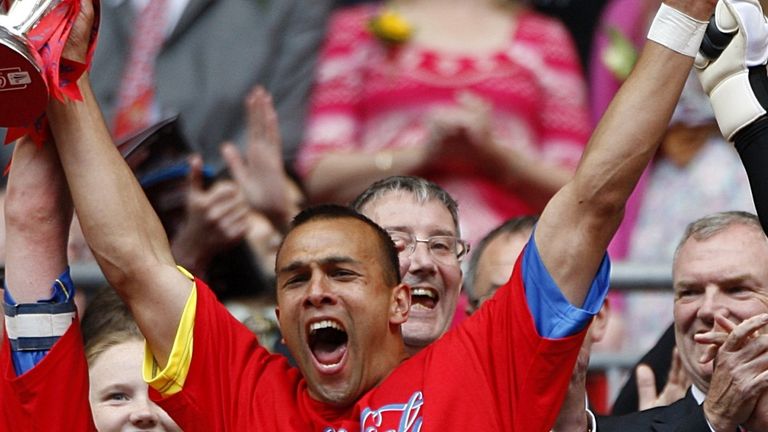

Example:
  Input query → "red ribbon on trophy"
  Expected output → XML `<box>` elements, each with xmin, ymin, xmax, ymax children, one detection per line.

<box><xmin>1</xmin><ymin>0</ymin><xmax>101</xmax><ymax>146</ymax></box>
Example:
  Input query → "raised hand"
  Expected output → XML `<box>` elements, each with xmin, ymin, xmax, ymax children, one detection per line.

<box><xmin>61</xmin><ymin>0</ymin><xmax>96</xmax><ymax>64</ymax></box>
<box><xmin>699</xmin><ymin>313</ymin><xmax>768</xmax><ymax>431</ymax></box>
<box><xmin>221</xmin><ymin>86</ymin><xmax>291</xmax><ymax>229</ymax></box>
<box><xmin>636</xmin><ymin>347</ymin><xmax>691</xmax><ymax>410</ymax></box>
<box><xmin>170</xmin><ymin>155</ymin><xmax>250</xmax><ymax>275</ymax></box>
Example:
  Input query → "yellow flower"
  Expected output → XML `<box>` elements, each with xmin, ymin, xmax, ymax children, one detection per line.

<box><xmin>602</xmin><ymin>27</ymin><xmax>638</xmax><ymax>81</ymax></box>
<box><xmin>369</xmin><ymin>9</ymin><xmax>412</xmax><ymax>44</ymax></box>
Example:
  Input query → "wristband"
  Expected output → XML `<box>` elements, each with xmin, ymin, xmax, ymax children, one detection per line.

<box><xmin>648</xmin><ymin>3</ymin><xmax>708</xmax><ymax>57</ymax></box>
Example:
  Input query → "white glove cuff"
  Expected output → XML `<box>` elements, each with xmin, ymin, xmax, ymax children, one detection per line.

<box><xmin>709</xmin><ymin>70</ymin><xmax>766</xmax><ymax>141</ymax></box>
<box><xmin>648</xmin><ymin>3</ymin><xmax>709</xmax><ymax>57</ymax></box>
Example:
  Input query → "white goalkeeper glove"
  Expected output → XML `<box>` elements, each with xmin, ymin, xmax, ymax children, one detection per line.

<box><xmin>695</xmin><ymin>0</ymin><xmax>768</xmax><ymax>141</ymax></box>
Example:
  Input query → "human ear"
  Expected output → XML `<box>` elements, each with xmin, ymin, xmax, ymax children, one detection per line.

<box><xmin>390</xmin><ymin>283</ymin><xmax>411</xmax><ymax>325</ymax></box>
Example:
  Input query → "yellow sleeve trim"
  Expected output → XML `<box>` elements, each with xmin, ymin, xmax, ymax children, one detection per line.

<box><xmin>143</xmin><ymin>266</ymin><xmax>197</xmax><ymax>397</ymax></box>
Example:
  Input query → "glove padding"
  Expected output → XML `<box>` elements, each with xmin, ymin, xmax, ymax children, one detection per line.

<box><xmin>695</xmin><ymin>0</ymin><xmax>768</xmax><ymax>141</ymax></box>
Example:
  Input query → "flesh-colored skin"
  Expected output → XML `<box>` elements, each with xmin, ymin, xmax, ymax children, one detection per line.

<box><xmin>89</xmin><ymin>340</ymin><xmax>182</xmax><ymax>432</ymax></box>
<box><xmin>361</xmin><ymin>192</ymin><xmax>463</xmax><ymax>354</ymax></box>
<box><xmin>275</xmin><ymin>218</ymin><xmax>410</xmax><ymax>406</ymax></box>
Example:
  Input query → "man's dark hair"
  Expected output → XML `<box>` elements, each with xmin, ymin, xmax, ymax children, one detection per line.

<box><xmin>278</xmin><ymin>204</ymin><xmax>401</xmax><ymax>286</ymax></box>
<box><xmin>464</xmin><ymin>215</ymin><xmax>539</xmax><ymax>301</ymax></box>
<box><xmin>351</xmin><ymin>176</ymin><xmax>461</xmax><ymax>235</ymax></box>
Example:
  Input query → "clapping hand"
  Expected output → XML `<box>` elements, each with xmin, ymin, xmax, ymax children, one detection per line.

<box><xmin>170</xmin><ymin>155</ymin><xmax>250</xmax><ymax>274</ymax></box>
<box><xmin>695</xmin><ymin>312</ymin><xmax>768</xmax><ymax>431</ymax></box>
<box><xmin>221</xmin><ymin>86</ymin><xmax>291</xmax><ymax>230</ymax></box>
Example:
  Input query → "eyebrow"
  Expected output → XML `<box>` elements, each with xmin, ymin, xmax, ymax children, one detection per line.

<box><xmin>278</xmin><ymin>256</ymin><xmax>361</xmax><ymax>274</ymax></box>
<box><xmin>385</xmin><ymin>225</ymin><xmax>456</xmax><ymax>237</ymax></box>
<box><xmin>675</xmin><ymin>274</ymin><xmax>757</xmax><ymax>291</ymax></box>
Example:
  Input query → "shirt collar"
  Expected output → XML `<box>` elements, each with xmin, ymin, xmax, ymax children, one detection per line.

<box><xmin>691</xmin><ymin>385</ymin><xmax>706</xmax><ymax>404</ymax></box>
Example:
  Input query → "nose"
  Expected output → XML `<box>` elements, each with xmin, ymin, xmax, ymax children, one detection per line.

<box><xmin>129</xmin><ymin>398</ymin><xmax>161</xmax><ymax>429</ymax></box>
<box><xmin>696</xmin><ymin>286</ymin><xmax>727</xmax><ymax>325</ymax></box>
<box><xmin>303</xmin><ymin>274</ymin><xmax>338</xmax><ymax>308</ymax></box>
<box><xmin>407</xmin><ymin>241</ymin><xmax>437</xmax><ymax>276</ymax></box>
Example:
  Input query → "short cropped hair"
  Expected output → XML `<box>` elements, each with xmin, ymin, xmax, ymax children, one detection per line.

<box><xmin>279</xmin><ymin>204</ymin><xmax>401</xmax><ymax>286</ymax></box>
<box><xmin>351</xmin><ymin>176</ymin><xmax>461</xmax><ymax>235</ymax></box>
<box><xmin>673</xmin><ymin>211</ymin><xmax>765</xmax><ymax>266</ymax></box>
<box><xmin>464</xmin><ymin>215</ymin><xmax>538</xmax><ymax>301</ymax></box>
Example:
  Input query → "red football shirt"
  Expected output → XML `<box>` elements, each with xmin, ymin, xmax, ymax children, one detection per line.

<box><xmin>154</xmin><ymin>255</ymin><xmax>588</xmax><ymax>431</ymax></box>
<box><xmin>1</xmin><ymin>322</ymin><xmax>95</xmax><ymax>431</ymax></box>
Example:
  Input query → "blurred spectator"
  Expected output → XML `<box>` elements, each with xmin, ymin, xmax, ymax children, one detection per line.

<box><xmin>464</xmin><ymin>215</ymin><xmax>537</xmax><ymax>315</ymax></box>
<box><xmin>91</xmin><ymin>0</ymin><xmax>333</xmax><ymax>167</ymax></box>
<box><xmin>298</xmin><ymin>0</ymin><xmax>591</xmax><ymax>244</ymax></box>
<box><xmin>126</xmin><ymin>87</ymin><xmax>304</xmax><ymax>303</ymax></box>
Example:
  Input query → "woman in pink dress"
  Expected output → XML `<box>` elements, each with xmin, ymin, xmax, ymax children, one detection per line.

<box><xmin>297</xmin><ymin>0</ymin><xmax>591</xmax><ymax>243</ymax></box>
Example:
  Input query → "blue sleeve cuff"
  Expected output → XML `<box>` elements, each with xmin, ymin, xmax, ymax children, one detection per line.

<box><xmin>522</xmin><ymin>234</ymin><xmax>610</xmax><ymax>338</ymax></box>
<box><xmin>4</xmin><ymin>268</ymin><xmax>76</xmax><ymax>376</ymax></box>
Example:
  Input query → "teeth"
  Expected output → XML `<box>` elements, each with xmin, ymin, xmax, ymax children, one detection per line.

<box><xmin>411</xmin><ymin>288</ymin><xmax>437</xmax><ymax>299</ymax></box>
<box><xmin>309</xmin><ymin>320</ymin><xmax>343</xmax><ymax>333</ymax></box>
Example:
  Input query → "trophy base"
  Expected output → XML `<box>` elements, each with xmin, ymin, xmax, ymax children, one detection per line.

<box><xmin>0</xmin><ymin>26</ymin><xmax>47</xmax><ymax>127</ymax></box>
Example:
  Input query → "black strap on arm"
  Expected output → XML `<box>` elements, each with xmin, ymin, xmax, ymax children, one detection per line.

<box><xmin>734</xmin><ymin>114</ymin><xmax>768</xmax><ymax>234</ymax></box>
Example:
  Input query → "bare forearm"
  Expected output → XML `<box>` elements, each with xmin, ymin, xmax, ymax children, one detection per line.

<box><xmin>4</xmin><ymin>141</ymin><xmax>72</xmax><ymax>302</ymax></box>
<box><xmin>305</xmin><ymin>148</ymin><xmax>424</xmax><ymax>202</ymax></box>
<box><xmin>536</xmin><ymin>38</ymin><xmax>697</xmax><ymax>305</ymax></box>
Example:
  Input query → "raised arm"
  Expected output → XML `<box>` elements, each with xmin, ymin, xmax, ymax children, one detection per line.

<box><xmin>46</xmin><ymin>1</ymin><xmax>190</xmax><ymax>367</ymax></box>
<box><xmin>535</xmin><ymin>0</ymin><xmax>716</xmax><ymax>306</ymax></box>
<box><xmin>1</xmin><ymin>138</ymin><xmax>95</xmax><ymax>430</ymax></box>
<box><xmin>4</xmin><ymin>140</ymin><xmax>72</xmax><ymax>304</ymax></box>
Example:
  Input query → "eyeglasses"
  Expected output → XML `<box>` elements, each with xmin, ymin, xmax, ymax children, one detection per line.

<box><xmin>387</xmin><ymin>230</ymin><xmax>470</xmax><ymax>264</ymax></box>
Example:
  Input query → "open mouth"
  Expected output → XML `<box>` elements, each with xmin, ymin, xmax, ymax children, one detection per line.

<box><xmin>308</xmin><ymin>319</ymin><xmax>349</xmax><ymax>372</ymax></box>
<box><xmin>411</xmin><ymin>287</ymin><xmax>439</xmax><ymax>310</ymax></box>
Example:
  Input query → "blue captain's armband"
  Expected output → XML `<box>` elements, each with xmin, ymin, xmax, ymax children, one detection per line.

<box><xmin>522</xmin><ymin>234</ymin><xmax>610</xmax><ymax>338</ymax></box>
<box><xmin>4</xmin><ymin>268</ymin><xmax>76</xmax><ymax>375</ymax></box>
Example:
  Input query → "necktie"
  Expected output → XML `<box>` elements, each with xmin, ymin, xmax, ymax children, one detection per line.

<box><xmin>112</xmin><ymin>0</ymin><xmax>168</xmax><ymax>141</ymax></box>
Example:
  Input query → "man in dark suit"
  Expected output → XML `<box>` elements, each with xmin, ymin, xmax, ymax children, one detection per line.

<box><xmin>598</xmin><ymin>211</ymin><xmax>768</xmax><ymax>431</ymax></box>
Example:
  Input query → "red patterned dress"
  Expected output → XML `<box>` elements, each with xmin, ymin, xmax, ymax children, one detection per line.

<box><xmin>298</xmin><ymin>4</ymin><xmax>591</xmax><ymax>242</ymax></box>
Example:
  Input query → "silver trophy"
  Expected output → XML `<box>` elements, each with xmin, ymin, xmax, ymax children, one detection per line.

<box><xmin>0</xmin><ymin>0</ymin><xmax>62</xmax><ymax>126</ymax></box>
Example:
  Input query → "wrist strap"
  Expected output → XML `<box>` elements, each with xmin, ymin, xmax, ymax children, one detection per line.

<box><xmin>648</xmin><ymin>3</ymin><xmax>708</xmax><ymax>57</ymax></box>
